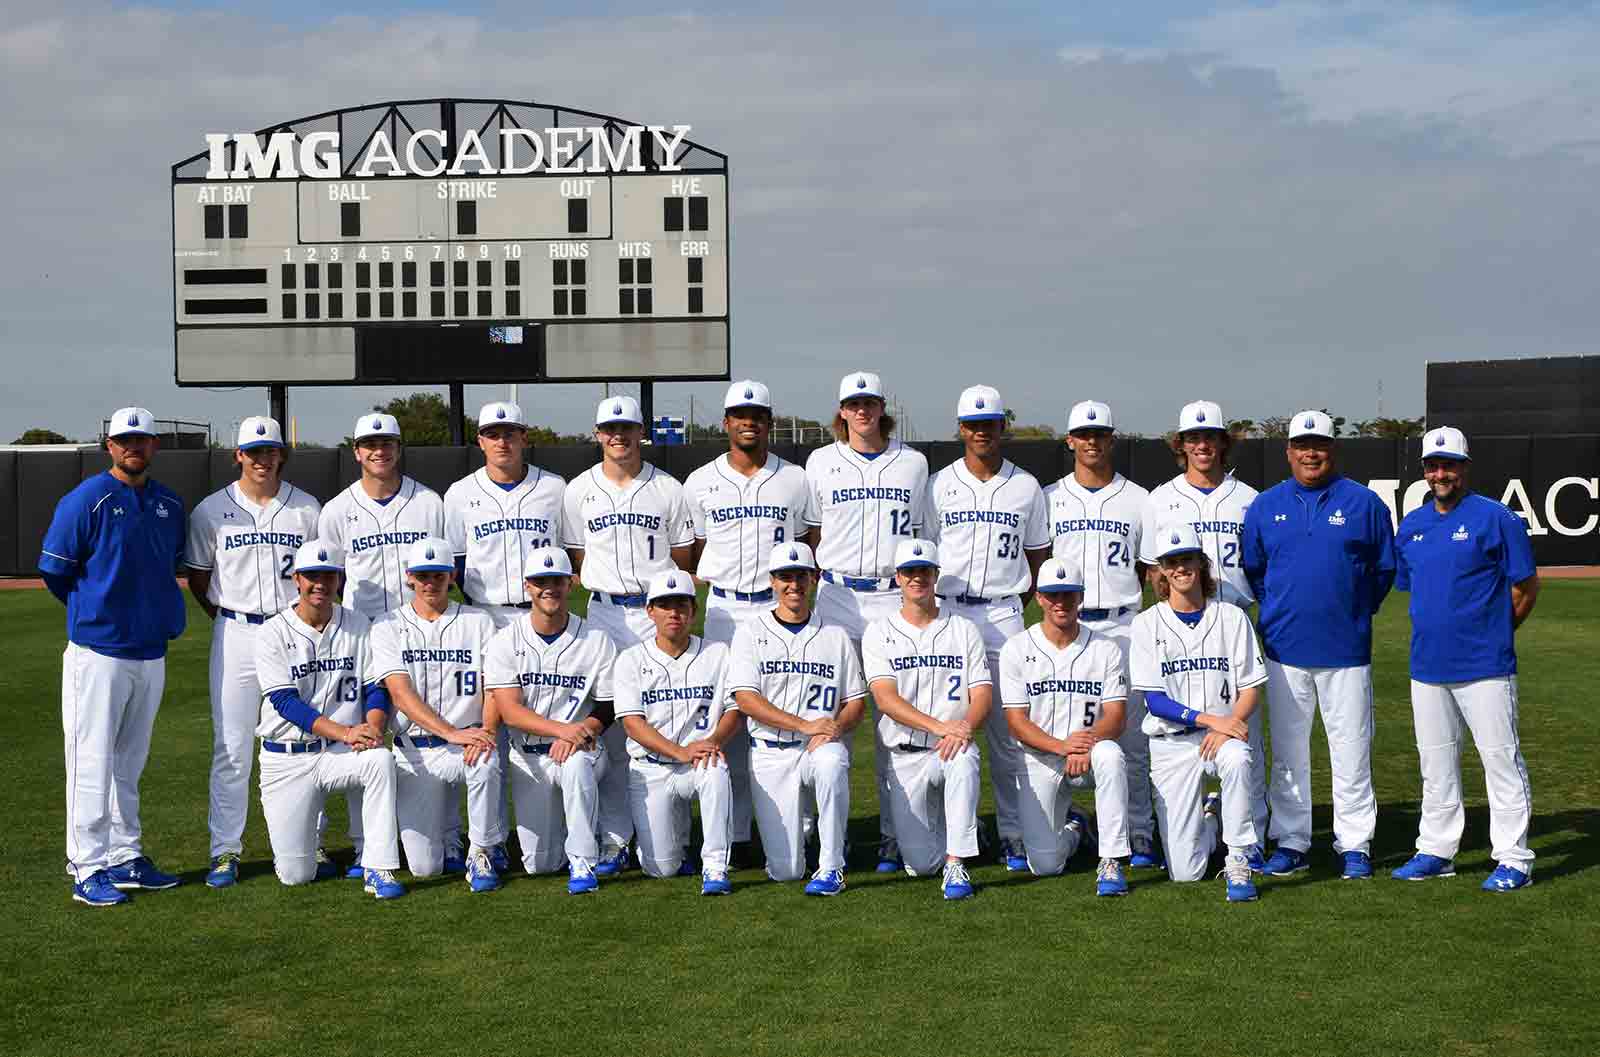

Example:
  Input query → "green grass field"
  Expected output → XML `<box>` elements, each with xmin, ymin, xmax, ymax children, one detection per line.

<box><xmin>2</xmin><ymin>583</ymin><xmax>1597</xmax><ymax>1057</ymax></box>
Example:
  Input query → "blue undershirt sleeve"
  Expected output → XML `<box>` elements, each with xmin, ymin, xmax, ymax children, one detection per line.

<box><xmin>363</xmin><ymin>682</ymin><xmax>392</xmax><ymax>715</ymax></box>
<box><xmin>268</xmin><ymin>689</ymin><xmax>323</xmax><ymax>734</ymax></box>
<box><xmin>1144</xmin><ymin>690</ymin><xmax>1199</xmax><ymax>728</ymax></box>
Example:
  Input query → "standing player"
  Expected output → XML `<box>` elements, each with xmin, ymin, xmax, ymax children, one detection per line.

<box><xmin>41</xmin><ymin>407</ymin><xmax>186</xmax><ymax>906</ymax></box>
<box><xmin>614</xmin><ymin>570</ymin><xmax>738</xmax><ymax>895</ymax></box>
<box><xmin>726</xmin><ymin>542</ymin><xmax>869</xmax><ymax>895</ymax></box>
<box><xmin>254</xmin><ymin>540</ymin><xmax>405</xmax><ymax>899</ymax></box>
<box><xmin>483</xmin><ymin>547</ymin><xmax>619</xmax><ymax>895</ymax></box>
<box><xmin>563</xmin><ymin>394</ymin><xmax>694</xmax><ymax>874</ymax></box>
<box><xmin>861</xmin><ymin>540</ymin><xmax>991</xmax><ymax>901</ymax></box>
<box><xmin>1130</xmin><ymin>525</ymin><xmax>1266</xmax><ymax>902</ymax></box>
<box><xmin>1000</xmin><ymin>557</ymin><xmax>1132</xmax><ymax>896</ymax></box>
<box><xmin>186</xmin><ymin>416</ymin><xmax>322</xmax><ymax>889</ymax></box>
<box><xmin>924</xmin><ymin>385</ymin><xmax>1048</xmax><ymax>873</ymax></box>
<box><xmin>370</xmin><ymin>538</ymin><xmax>503</xmax><ymax>892</ymax></box>
<box><xmin>1241</xmin><ymin>411</ymin><xmax>1396</xmax><ymax>880</ymax></box>
<box><xmin>685</xmin><ymin>379</ymin><xmax>811</xmax><ymax>852</ymax></box>
<box><xmin>1392</xmin><ymin>427</ymin><xmax>1539</xmax><ymax>891</ymax></box>
<box><xmin>805</xmin><ymin>370</ymin><xmax>929</xmax><ymax>872</ymax></box>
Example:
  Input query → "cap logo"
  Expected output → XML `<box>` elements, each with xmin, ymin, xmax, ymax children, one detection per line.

<box><xmin>1055</xmin><ymin>566</ymin><xmax>1066</xmax><ymax>579</ymax></box>
<box><xmin>612</xmin><ymin>402</ymin><xmax>622</xmax><ymax>415</ymax></box>
<box><xmin>744</xmin><ymin>387</ymin><xmax>754</xmax><ymax>399</ymax></box>
<box><xmin>1195</xmin><ymin>410</ymin><xmax>1207</xmax><ymax>423</ymax></box>
<box><xmin>1435</xmin><ymin>434</ymin><xmax>1446</xmax><ymax>447</ymax></box>
<box><xmin>975</xmin><ymin>397</ymin><xmax>986</xmax><ymax>409</ymax></box>
<box><xmin>1087</xmin><ymin>409</ymin><xmax>1097</xmax><ymax>421</ymax></box>
<box><xmin>496</xmin><ymin>408</ymin><xmax>506</xmax><ymax>419</ymax></box>
<box><xmin>912</xmin><ymin>544</ymin><xmax>922</xmax><ymax>556</ymax></box>
<box><xmin>318</xmin><ymin>549</ymin><xmax>328</xmax><ymax>562</ymax></box>
<box><xmin>855</xmin><ymin>376</ymin><xmax>866</xmax><ymax>389</ymax></box>
<box><xmin>424</xmin><ymin>547</ymin><xmax>435</xmax><ymax>561</ymax></box>
<box><xmin>667</xmin><ymin>576</ymin><xmax>677</xmax><ymax>589</ymax></box>
<box><xmin>1170</xmin><ymin>532</ymin><xmax>1180</xmax><ymax>545</ymax></box>
<box><xmin>128</xmin><ymin>414</ymin><xmax>140</xmax><ymax>427</ymax></box>
<box><xmin>1303</xmin><ymin>417</ymin><xmax>1315</xmax><ymax>428</ymax></box>
<box><xmin>788</xmin><ymin>548</ymin><xmax>798</xmax><ymax>561</ymax></box>
<box><xmin>371</xmin><ymin>418</ymin><xmax>382</xmax><ymax>430</ymax></box>
<box><xmin>543</xmin><ymin>556</ymin><xmax>555</xmax><ymax>569</ymax></box>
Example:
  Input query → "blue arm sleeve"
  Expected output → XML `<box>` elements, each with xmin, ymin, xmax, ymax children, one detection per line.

<box><xmin>1145</xmin><ymin>690</ymin><xmax>1199</xmax><ymax>728</ymax></box>
<box><xmin>41</xmin><ymin>570</ymin><xmax>74</xmax><ymax>605</ymax></box>
<box><xmin>268</xmin><ymin>688</ymin><xmax>323</xmax><ymax>735</ymax></box>
<box><xmin>363</xmin><ymin>682</ymin><xmax>392</xmax><ymax>715</ymax></box>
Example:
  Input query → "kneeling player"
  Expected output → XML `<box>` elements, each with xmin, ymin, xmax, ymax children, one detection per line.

<box><xmin>371</xmin><ymin>538</ymin><xmax>504</xmax><ymax>892</ymax></box>
<box><xmin>862</xmin><ymin>540</ymin><xmax>990</xmax><ymax>901</ymax></box>
<box><xmin>254</xmin><ymin>541</ymin><xmax>404</xmax><ymax>899</ymax></box>
<box><xmin>1000</xmin><ymin>557</ymin><xmax>1132</xmax><ymax>896</ymax></box>
<box><xmin>1130</xmin><ymin>525</ymin><xmax>1266</xmax><ymax>902</ymax></box>
<box><xmin>615</xmin><ymin>570</ymin><xmax>739</xmax><ymax>895</ymax></box>
<box><xmin>483</xmin><ymin>548</ymin><xmax>618</xmax><ymax>894</ymax></box>
<box><xmin>727</xmin><ymin>543</ymin><xmax>867</xmax><ymax>895</ymax></box>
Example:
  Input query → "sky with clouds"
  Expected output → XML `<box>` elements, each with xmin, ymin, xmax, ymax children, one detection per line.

<box><xmin>3</xmin><ymin>1</ymin><xmax>1597</xmax><ymax>444</ymax></box>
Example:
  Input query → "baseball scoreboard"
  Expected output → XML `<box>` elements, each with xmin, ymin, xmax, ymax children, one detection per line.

<box><xmin>171</xmin><ymin>99</ymin><xmax>730</xmax><ymax>386</ymax></box>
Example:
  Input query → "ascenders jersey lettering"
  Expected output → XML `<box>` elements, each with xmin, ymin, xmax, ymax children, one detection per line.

<box><xmin>1140</xmin><ymin>476</ymin><xmax>1257</xmax><ymax>606</ymax></box>
<box><xmin>805</xmin><ymin>441</ymin><xmax>929</xmax><ymax>578</ymax></box>
<box><xmin>1129</xmin><ymin>602</ymin><xmax>1266</xmax><ymax>737</ymax></box>
<box><xmin>1046</xmin><ymin>473</ymin><xmax>1149</xmax><ymax>610</ymax></box>
<box><xmin>187</xmin><ymin>482</ymin><xmax>321</xmax><ymax>617</ymax></box>
<box><xmin>255</xmin><ymin>605</ymin><xmax>375</xmax><ymax>742</ymax></box>
<box><xmin>686</xmin><ymin>453</ymin><xmax>809</xmax><ymax>593</ymax></box>
<box><xmin>999</xmin><ymin>624</ymin><xmax>1127</xmax><ymax>738</ymax></box>
<box><xmin>318</xmin><ymin>477</ymin><xmax>445</xmax><ymax>619</ymax></box>
<box><xmin>726</xmin><ymin>612</ymin><xmax>867</xmax><ymax>745</ymax></box>
<box><xmin>482</xmin><ymin>614</ymin><xmax>617</xmax><ymax>746</ymax></box>
<box><xmin>562</xmin><ymin>465</ymin><xmax>693</xmax><ymax>596</ymax></box>
<box><xmin>369</xmin><ymin>601</ymin><xmax>497</xmax><ymax>732</ymax></box>
<box><xmin>926</xmin><ymin>460</ymin><xmax>1049</xmax><ymax>599</ymax></box>
<box><xmin>613</xmin><ymin>636</ymin><xmax>730</xmax><ymax>760</ymax></box>
<box><xmin>862</xmin><ymin>612</ymin><xmax>991</xmax><ymax>749</ymax></box>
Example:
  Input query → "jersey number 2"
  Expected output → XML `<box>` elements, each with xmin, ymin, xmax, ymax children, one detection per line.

<box><xmin>280</xmin><ymin>553</ymin><xmax>294</xmax><ymax>579</ymax></box>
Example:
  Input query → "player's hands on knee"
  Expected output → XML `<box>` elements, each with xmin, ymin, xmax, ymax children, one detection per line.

<box><xmin>461</xmin><ymin>738</ymin><xmax>494</xmax><ymax>766</ymax></box>
<box><xmin>935</xmin><ymin>732</ymin><xmax>970</xmax><ymax>761</ymax></box>
<box><xmin>804</xmin><ymin>717</ymin><xmax>840</xmax><ymax>741</ymax></box>
<box><xmin>1062</xmin><ymin>730</ymin><xmax>1100</xmax><ymax>755</ymax></box>
<box><xmin>1197</xmin><ymin>713</ymin><xmax>1248</xmax><ymax>742</ymax></box>
<box><xmin>682</xmin><ymin>739</ymin><xmax>722</xmax><ymax>767</ymax></box>
<box><xmin>449</xmin><ymin>726</ymin><xmax>497</xmax><ymax>755</ymax></box>
<box><xmin>1062</xmin><ymin>752</ymin><xmax>1090</xmax><ymax>778</ymax></box>
<box><xmin>1198</xmin><ymin>730</ymin><xmax>1232</xmax><ymax>761</ymax></box>
<box><xmin>343</xmin><ymin>722</ymin><xmax>382</xmax><ymax>751</ymax></box>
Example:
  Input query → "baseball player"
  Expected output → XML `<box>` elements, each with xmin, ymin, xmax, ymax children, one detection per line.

<box><xmin>254</xmin><ymin>540</ymin><xmax>405</xmax><ymax>899</ymax></box>
<box><xmin>999</xmin><ymin>556</ymin><xmax>1132</xmax><ymax>896</ymax></box>
<box><xmin>1045</xmin><ymin>400</ymin><xmax>1158</xmax><ymax>870</ymax></box>
<box><xmin>370</xmin><ymin>538</ymin><xmax>504</xmax><ymax>892</ymax></box>
<box><xmin>861</xmin><ymin>540</ymin><xmax>990</xmax><ymax>901</ymax></box>
<box><xmin>685</xmin><ymin>379</ymin><xmax>811</xmax><ymax>852</ymax></box>
<box><xmin>924</xmin><ymin>384</ymin><xmax>1049</xmax><ymax>872</ymax></box>
<box><xmin>41</xmin><ymin>406</ymin><xmax>186</xmax><ymax>906</ymax></box>
<box><xmin>1392</xmin><ymin>427</ymin><xmax>1539</xmax><ymax>891</ymax></box>
<box><xmin>1241</xmin><ymin>411</ymin><xmax>1396</xmax><ymax>881</ymax></box>
<box><xmin>614</xmin><ymin>569</ymin><xmax>739</xmax><ymax>895</ymax></box>
<box><xmin>805</xmin><ymin>370</ymin><xmax>929</xmax><ymax>872</ymax></box>
<box><xmin>482</xmin><ymin>547</ymin><xmax>619</xmax><ymax>895</ymax></box>
<box><xmin>1130</xmin><ymin>524</ymin><xmax>1266</xmax><ymax>902</ymax></box>
<box><xmin>185</xmin><ymin>416</ymin><xmax>322</xmax><ymax>889</ymax></box>
<box><xmin>726</xmin><ymin>542</ymin><xmax>868</xmax><ymax>895</ymax></box>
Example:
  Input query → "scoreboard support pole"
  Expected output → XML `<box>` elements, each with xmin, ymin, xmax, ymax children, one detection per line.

<box><xmin>449</xmin><ymin>383</ymin><xmax>466</xmax><ymax>446</ymax></box>
<box><xmin>640</xmin><ymin>382</ymin><xmax>655</xmax><ymax>437</ymax></box>
<box><xmin>269</xmin><ymin>385</ymin><xmax>288</xmax><ymax>438</ymax></box>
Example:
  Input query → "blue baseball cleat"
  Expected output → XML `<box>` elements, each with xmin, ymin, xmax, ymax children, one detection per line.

<box><xmin>442</xmin><ymin>847</ymin><xmax>467</xmax><ymax>875</ymax></box>
<box><xmin>1391</xmin><ymin>853</ymin><xmax>1456</xmax><ymax>881</ymax></box>
<box><xmin>1128</xmin><ymin>836</ymin><xmax>1164</xmax><ymax>870</ymax></box>
<box><xmin>593</xmin><ymin>844</ymin><xmax>629</xmax><ymax>877</ymax></box>
<box><xmin>701</xmin><ymin>870</ymin><xmax>732</xmax><ymax>896</ymax></box>
<box><xmin>488</xmin><ymin>843</ymin><xmax>511</xmax><ymax>874</ymax></box>
<box><xmin>314</xmin><ymin>848</ymin><xmax>340</xmax><ymax>881</ymax></box>
<box><xmin>344</xmin><ymin>864</ymin><xmax>365</xmax><ymax>880</ymax></box>
<box><xmin>72</xmin><ymin>870</ymin><xmax>129</xmax><ymax>908</ymax></box>
<box><xmin>363</xmin><ymin>868</ymin><xmax>406</xmax><ymax>900</ymax></box>
<box><xmin>1096</xmin><ymin>857</ymin><xmax>1129</xmax><ymax>897</ymax></box>
<box><xmin>1341</xmin><ymin>851</ymin><xmax>1373</xmax><ymax>880</ymax></box>
<box><xmin>568</xmin><ymin>859</ymin><xmax>599</xmax><ymax>895</ymax></box>
<box><xmin>676</xmin><ymin>857</ymin><xmax>699</xmax><ymax>877</ymax></box>
<box><xmin>105</xmin><ymin>856</ymin><xmax>180</xmax><ymax>891</ymax></box>
<box><xmin>205</xmin><ymin>852</ymin><xmax>241</xmax><ymax>889</ymax></box>
<box><xmin>875</xmin><ymin>839</ymin><xmax>902</xmax><ymax>874</ymax></box>
<box><xmin>942</xmin><ymin>861</ymin><xmax>975</xmax><ymax>901</ymax></box>
<box><xmin>1222</xmin><ymin>852</ymin><xmax>1258</xmax><ymax>902</ymax></box>
<box><xmin>804</xmin><ymin>867</ymin><xmax>846</xmax><ymax>896</ymax></box>
<box><xmin>1246</xmin><ymin>844</ymin><xmax>1267</xmax><ymax>874</ymax></box>
<box><xmin>466</xmin><ymin>849</ymin><xmax>501</xmax><ymax>893</ymax></box>
<box><xmin>1482</xmin><ymin>863</ymin><xmax>1532</xmax><ymax>892</ymax></box>
<box><xmin>1000</xmin><ymin>839</ymin><xmax>1029</xmax><ymax>872</ymax></box>
<box><xmin>1261</xmin><ymin>846</ymin><xmax>1310</xmax><ymax>876</ymax></box>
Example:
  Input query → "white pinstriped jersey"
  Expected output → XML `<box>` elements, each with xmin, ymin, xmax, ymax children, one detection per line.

<box><xmin>613</xmin><ymin>636</ymin><xmax>730</xmax><ymax>760</ymax></box>
<box><xmin>317</xmin><ymin>477</ymin><xmax>445</xmax><ymax>619</ymax></box>
<box><xmin>561</xmin><ymin>464</ymin><xmax>694</xmax><ymax>596</ymax></box>
<box><xmin>186</xmin><ymin>482</ymin><xmax>321</xmax><ymax>616</ymax></box>
<box><xmin>255</xmin><ymin>605</ymin><xmax>374</xmax><ymax>742</ymax></box>
<box><xmin>444</xmin><ymin>466</ymin><xmax>565</xmax><ymax>606</ymax></box>
<box><xmin>999</xmin><ymin>624</ymin><xmax>1127</xmax><ymax>737</ymax></box>
<box><xmin>482</xmin><ymin>613</ymin><xmax>618</xmax><ymax>747</ymax></box>
<box><xmin>369</xmin><ymin>601</ymin><xmax>497</xmax><ymax>733</ymax></box>
<box><xmin>1046</xmin><ymin>473</ymin><xmax>1150</xmax><ymax>610</ymax></box>
<box><xmin>725</xmin><ymin>612</ymin><xmax>867</xmax><ymax>745</ymax></box>
<box><xmin>1129</xmin><ymin>602</ymin><xmax>1266</xmax><ymax>737</ymax></box>
<box><xmin>685</xmin><ymin>453</ymin><xmax>809</xmax><ymax>593</ymax></box>
<box><xmin>1140</xmin><ymin>475</ymin><xmax>1258</xmax><ymax>606</ymax></box>
<box><xmin>926</xmin><ymin>459</ymin><xmax>1049</xmax><ymax>599</ymax></box>
<box><xmin>861</xmin><ymin>612</ymin><xmax>991</xmax><ymax>749</ymax></box>
<box><xmin>804</xmin><ymin>441</ymin><xmax>929</xmax><ymax>578</ymax></box>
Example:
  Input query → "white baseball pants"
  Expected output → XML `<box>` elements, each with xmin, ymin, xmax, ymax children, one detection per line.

<box><xmin>1150</xmin><ymin>731</ymin><xmax>1257</xmax><ymax>882</ymax></box>
<box><xmin>393</xmin><ymin>741</ymin><xmax>505</xmax><ymax>876</ymax></box>
<box><xmin>1410</xmin><ymin>677</ymin><xmax>1533</xmax><ymax>869</ymax></box>
<box><xmin>946</xmin><ymin>596</ymin><xmax>1027</xmax><ymax>844</ymax></box>
<box><xmin>700</xmin><ymin>592</ymin><xmax>768</xmax><ymax>843</ymax></box>
<box><xmin>627</xmin><ymin>757</ymin><xmax>733</xmax><ymax>876</ymax></box>
<box><xmin>586</xmin><ymin>599</ymin><xmax>650</xmax><ymax>852</ymax></box>
<box><xmin>1078</xmin><ymin>611</ymin><xmax>1155</xmax><ymax>847</ymax></box>
<box><xmin>884</xmin><ymin>743</ymin><xmax>982</xmax><ymax>875</ymax></box>
<box><xmin>817</xmin><ymin>578</ymin><xmax>900</xmax><ymax>846</ymax></box>
<box><xmin>258</xmin><ymin>743</ymin><xmax>400</xmax><ymax>885</ymax></box>
<box><xmin>750</xmin><ymin>740</ymin><xmax>851</xmax><ymax>881</ymax></box>
<box><xmin>480</xmin><ymin>604</ymin><xmax>530</xmax><ymax>849</ymax></box>
<box><xmin>1018</xmin><ymin>742</ymin><xmax>1131</xmax><ymax>876</ymax></box>
<box><xmin>507</xmin><ymin>744</ymin><xmax>607</xmax><ymax>874</ymax></box>
<box><xmin>62</xmin><ymin>644</ymin><xmax>163</xmax><ymax>882</ymax></box>
<box><xmin>1266</xmin><ymin>661</ymin><xmax>1376</xmax><ymax>855</ymax></box>
<box><xmin>207</xmin><ymin>616</ymin><xmax>264</xmax><ymax>858</ymax></box>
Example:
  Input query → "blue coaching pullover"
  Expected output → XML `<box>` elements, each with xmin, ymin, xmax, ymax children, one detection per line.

<box><xmin>38</xmin><ymin>471</ymin><xmax>187</xmax><ymax>660</ymax></box>
<box><xmin>1241</xmin><ymin>475</ymin><xmax>1396</xmax><ymax>668</ymax></box>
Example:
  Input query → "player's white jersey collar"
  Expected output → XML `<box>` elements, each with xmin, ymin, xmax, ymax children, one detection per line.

<box><xmin>1153</xmin><ymin>601</ymin><xmax>1219</xmax><ymax>640</ymax></box>
<box><xmin>281</xmin><ymin>602</ymin><xmax>356</xmax><ymax>644</ymax></box>
<box><xmin>347</xmin><ymin>475</ymin><xmax>420</xmax><ymax>517</ymax></box>
<box><xmin>1026</xmin><ymin>621</ymin><xmax>1096</xmax><ymax>659</ymax></box>
<box><xmin>836</xmin><ymin>438</ymin><xmax>905</xmax><ymax>466</ymax></box>
<box><xmin>473</xmin><ymin>464</ymin><xmax>535</xmax><ymax>500</ymax></box>
<box><xmin>397</xmin><ymin>598</ymin><xmax>462</xmax><ymax>630</ymax></box>
<box><xmin>713</xmin><ymin>450</ymin><xmax>785</xmax><ymax>484</ymax></box>
<box><xmin>1057</xmin><ymin>471</ymin><xmax>1128</xmax><ymax>499</ymax></box>
<box><xmin>756</xmin><ymin>608</ymin><xmax>820</xmax><ymax>640</ymax></box>
<box><xmin>225</xmin><ymin>479</ymin><xmax>291</xmax><ymax>519</ymax></box>
<box><xmin>515</xmin><ymin>611</ymin><xmax>585</xmax><ymax>650</ymax></box>
<box><xmin>585</xmin><ymin>461</ymin><xmax>661</xmax><ymax>497</ymax></box>
<box><xmin>1168</xmin><ymin>472</ymin><xmax>1241</xmax><ymax>505</ymax></box>
<box><xmin>949</xmin><ymin>457</ymin><xmax>1019</xmax><ymax>492</ymax></box>
<box><xmin>641</xmin><ymin>634</ymin><xmax>705</xmax><ymax>669</ymax></box>
<box><xmin>884</xmin><ymin>610</ymin><xmax>951</xmax><ymax>642</ymax></box>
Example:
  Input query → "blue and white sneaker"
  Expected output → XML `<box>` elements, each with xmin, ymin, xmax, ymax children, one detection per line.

<box><xmin>1261</xmin><ymin>846</ymin><xmax>1310</xmax><ymax>876</ymax></box>
<box><xmin>314</xmin><ymin>847</ymin><xmax>340</xmax><ymax>881</ymax></box>
<box><xmin>1391</xmin><ymin>853</ymin><xmax>1456</xmax><ymax>881</ymax></box>
<box><xmin>1482</xmin><ymin>863</ymin><xmax>1532</xmax><ymax>892</ymax></box>
<box><xmin>1128</xmin><ymin>836</ymin><xmax>1164</xmax><ymax>870</ymax></box>
<box><xmin>1066</xmin><ymin>809</ymin><xmax>1097</xmax><ymax>856</ymax></box>
<box><xmin>1222</xmin><ymin>852</ymin><xmax>1258</xmax><ymax>902</ymax></box>
<box><xmin>593</xmin><ymin>843</ymin><xmax>629</xmax><ymax>877</ymax></box>
<box><xmin>804</xmin><ymin>867</ymin><xmax>846</xmax><ymax>896</ymax></box>
<box><xmin>466</xmin><ymin>849</ymin><xmax>501</xmax><ymax>893</ymax></box>
<box><xmin>942</xmin><ymin>861</ymin><xmax>975</xmax><ymax>901</ymax></box>
<box><xmin>72</xmin><ymin>870</ymin><xmax>129</xmax><ymax>907</ymax></box>
<box><xmin>1246</xmin><ymin>844</ymin><xmax>1267</xmax><ymax>874</ymax></box>
<box><xmin>488</xmin><ymin>843</ymin><xmax>511</xmax><ymax>873</ymax></box>
<box><xmin>205</xmin><ymin>852</ymin><xmax>241</xmax><ymax>889</ymax></box>
<box><xmin>568</xmin><ymin>858</ymin><xmax>599</xmax><ymax>895</ymax></box>
<box><xmin>1341</xmin><ymin>851</ymin><xmax>1373</xmax><ymax>880</ymax></box>
<box><xmin>363</xmin><ymin>868</ymin><xmax>406</xmax><ymax>900</ymax></box>
<box><xmin>105</xmin><ymin>856</ymin><xmax>180</xmax><ymax>891</ymax></box>
<box><xmin>701</xmin><ymin>870</ymin><xmax>732</xmax><ymax>896</ymax></box>
<box><xmin>676</xmin><ymin>857</ymin><xmax>699</xmax><ymax>877</ymax></box>
<box><xmin>1096</xmin><ymin>857</ymin><xmax>1129</xmax><ymax>897</ymax></box>
<box><xmin>875</xmin><ymin>839</ymin><xmax>902</xmax><ymax>874</ymax></box>
<box><xmin>1000</xmin><ymin>839</ymin><xmax>1029</xmax><ymax>873</ymax></box>
<box><xmin>442</xmin><ymin>845</ymin><xmax>467</xmax><ymax>875</ymax></box>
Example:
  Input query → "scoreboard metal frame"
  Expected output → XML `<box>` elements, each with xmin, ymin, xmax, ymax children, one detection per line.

<box><xmin>170</xmin><ymin>98</ymin><xmax>731</xmax><ymax>388</ymax></box>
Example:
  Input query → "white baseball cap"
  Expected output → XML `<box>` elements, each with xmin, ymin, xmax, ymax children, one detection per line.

<box><xmin>354</xmin><ymin>413</ymin><xmax>401</xmax><ymax>441</ymax></box>
<box><xmin>769</xmin><ymin>541</ymin><xmax>817</xmax><ymax>573</ymax></box>
<box><xmin>1035</xmin><ymin>557</ymin><xmax>1085</xmax><ymax>593</ymax></box>
<box><xmin>478</xmin><ymin>401</ymin><xmax>527</xmax><ymax>429</ymax></box>
<box><xmin>405</xmin><ymin>536</ymin><xmax>455</xmax><ymax>574</ymax></box>
<box><xmin>894</xmin><ymin>539</ymin><xmax>939</xmax><ymax>569</ymax></box>
<box><xmin>1422</xmin><ymin>425</ymin><xmax>1470</xmax><ymax>462</ymax></box>
<box><xmin>237</xmin><ymin>416</ymin><xmax>284</xmax><ymax>450</ymax></box>
<box><xmin>293</xmin><ymin>539</ymin><xmax>344</xmax><ymax>574</ymax></box>
<box><xmin>1154</xmin><ymin>523</ymin><xmax>1205</xmax><ymax>561</ymax></box>
<box><xmin>647</xmin><ymin>568</ymin><xmax>696</xmax><ymax>602</ymax></box>
<box><xmin>838</xmin><ymin>371</ymin><xmax>884</xmax><ymax>402</ymax></box>
<box><xmin>724</xmin><ymin>380</ymin><xmax>772</xmax><ymax>411</ymax></box>
<box><xmin>954</xmin><ymin>385</ymin><xmax>1004</xmax><ymax>423</ymax></box>
<box><xmin>523</xmin><ymin>546</ymin><xmax>574</xmax><ymax>579</ymax></box>
<box><xmin>1067</xmin><ymin>400</ymin><xmax>1114</xmax><ymax>433</ymax></box>
<box><xmin>1289</xmin><ymin>410</ymin><xmax>1334</xmax><ymax>440</ymax></box>
<box><xmin>108</xmin><ymin>407</ymin><xmax>155</xmax><ymax>438</ymax></box>
<box><xmin>595</xmin><ymin>396</ymin><xmax>643</xmax><ymax>426</ymax></box>
<box><xmin>1177</xmin><ymin>400</ymin><xmax>1225</xmax><ymax>433</ymax></box>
